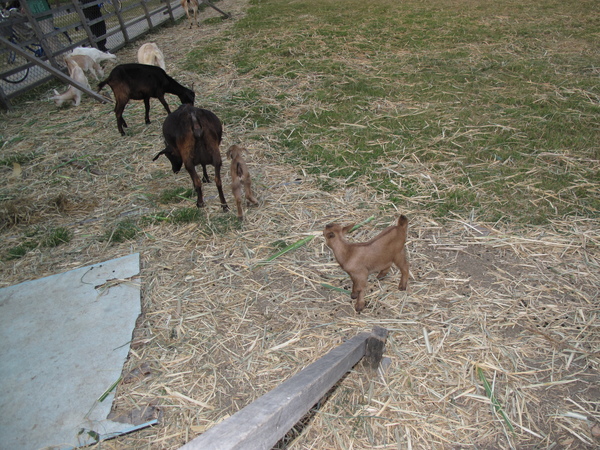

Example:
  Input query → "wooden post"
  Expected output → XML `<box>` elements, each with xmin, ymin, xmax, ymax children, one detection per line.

<box><xmin>180</xmin><ymin>327</ymin><xmax>388</xmax><ymax>450</ymax></box>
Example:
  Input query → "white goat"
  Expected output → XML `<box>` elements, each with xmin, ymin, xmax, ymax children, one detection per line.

<box><xmin>65</xmin><ymin>54</ymin><xmax>104</xmax><ymax>80</ymax></box>
<box><xmin>50</xmin><ymin>57</ymin><xmax>91</xmax><ymax>107</ymax></box>
<box><xmin>71</xmin><ymin>47</ymin><xmax>117</xmax><ymax>65</ymax></box>
<box><xmin>137</xmin><ymin>43</ymin><xmax>166</xmax><ymax>70</ymax></box>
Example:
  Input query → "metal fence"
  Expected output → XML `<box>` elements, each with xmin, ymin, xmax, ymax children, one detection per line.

<box><xmin>0</xmin><ymin>0</ymin><xmax>187</xmax><ymax>109</ymax></box>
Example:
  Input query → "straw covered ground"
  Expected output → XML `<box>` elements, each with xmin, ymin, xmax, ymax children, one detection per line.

<box><xmin>0</xmin><ymin>0</ymin><xmax>599</xmax><ymax>448</ymax></box>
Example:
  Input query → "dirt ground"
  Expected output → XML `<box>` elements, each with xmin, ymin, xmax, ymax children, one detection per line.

<box><xmin>0</xmin><ymin>0</ymin><xmax>599</xmax><ymax>448</ymax></box>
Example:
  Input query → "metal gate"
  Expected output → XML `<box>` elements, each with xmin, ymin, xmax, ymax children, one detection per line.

<box><xmin>0</xmin><ymin>0</ymin><xmax>187</xmax><ymax>109</ymax></box>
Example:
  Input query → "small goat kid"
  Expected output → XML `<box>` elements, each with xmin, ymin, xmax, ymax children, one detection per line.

<box><xmin>181</xmin><ymin>0</ymin><xmax>199</xmax><ymax>28</ymax></box>
<box><xmin>98</xmin><ymin>63</ymin><xmax>195</xmax><ymax>135</ymax></box>
<box><xmin>323</xmin><ymin>215</ymin><xmax>409</xmax><ymax>312</ymax></box>
<box><xmin>137</xmin><ymin>42</ymin><xmax>166</xmax><ymax>70</ymax></box>
<box><xmin>226</xmin><ymin>145</ymin><xmax>258</xmax><ymax>220</ymax></box>
<box><xmin>153</xmin><ymin>104</ymin><xmax>229</xmax><ymax>211</ymax></box>
<box><xmin>50</xmin><ymin>57</ymin><xmax>91</xmax><ymax>107</ymax></box>
<box><xmin>65</xmin><ymin>54</ymin><xmax>104</xmax><ymax>80</ymax></box>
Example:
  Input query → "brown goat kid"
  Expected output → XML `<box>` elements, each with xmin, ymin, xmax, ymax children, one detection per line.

<box><xmin>181</xmin><ymin>0</ymin><xmax>199</xmax><ymax>28</ymax></box>
<box><xmin>323</xmin><ymin>215</ymin><xmax>409</xmax><ymax>312</ymax></box>
<box><xmin>153</xmin><ymin>104</ymin><xmax>228</xmax><ymax>211</ymax></box>
<box><xmin>226</xmin><ymin>145</ymin><xmax>259</xmax><ymax>220</ymax></box>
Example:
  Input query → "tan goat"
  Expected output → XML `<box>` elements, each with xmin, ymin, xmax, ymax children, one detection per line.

<box><xmin>50</xmin><ymin>57</ymin><xmax>91</xmax><ymax>107</ymax></box>
<box><xmin>323</xmin><ymin>215</ymin><xmax>409</xmax><ymax>312</ymax></box>
<box><xmin>65</xmin><ymin>54</ymin><xmax>104</xmax><ymax>80</ymax></box>
<box><xmin>181</xmin><ymin>0</ymin><xmax>200</xmax><ymax>28</ymax></box>
<box><xmin>226</xmin><ymin>145</ymin><xmax>258</xmax><ymax>220</ymax></box>
<box><xmin>137</xmin><ymin>42</ymin><xmax>166</xmax><ymax>71</ymax></box>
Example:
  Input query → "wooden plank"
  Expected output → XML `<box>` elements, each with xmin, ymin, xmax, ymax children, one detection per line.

<box><xmin>363</xmin><ymin>326</ymin><xmax>388</xmax><ymax>372</ymax></box>
<box><xmin>203</xmin><ymin>0</ymin><xmax>230</xmax><ymax>18</ymax></box>
<box><xmin>180</xmin><ymin>330</ymin><xmax>385</xmax><ymax>450</ymax></box>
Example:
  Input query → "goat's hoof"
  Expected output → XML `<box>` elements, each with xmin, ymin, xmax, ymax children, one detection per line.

<box><xmin>221</xmin><ymin>204</ymin><xmax>230</xmax><ymax>212</ymax></box>
<box><xmin>196</xmin><ymin>201</ymin><xmax>205</xmax><ymax>208</ymax></box>
<box><xmin>354</xmin><ymin>301</ymin><xmax>365</xmax><ymax>313</ymax></box>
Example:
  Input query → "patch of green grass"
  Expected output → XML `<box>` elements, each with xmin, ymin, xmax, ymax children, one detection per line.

<box><xmin>43</xmin><ymin>227</ymin><xmax>71</xmax><ymax>247</ymax></box>
<box><xmin>0</xmin><ymin>151</ymin><xmax>42</xmax><ymax>167</ymax></box>
<box><xmin>170</xmin><ymin>207</ymin><xmax>203</xmax><ymax>224</ymax></box>
<box><xmin>6</xmin><ymin>241</ymin><xmax>37</xmax><ymax>260</ymax></box>
<box><xmin>104</xmin><ymin>220</ymin><xmax>139</xmax><ymax>243</ymax></box>
<box><xmin>4</xmin><ymin>226</ymin><xmax>71</xmax><ymax>260</ymax></box>
<box><xmin>159</xmin><ymin>187</ymin><xmax>195</xmax><ymax>204</ymax></box>
<box><xmin>218</xmin><ymin>0</ymin><xmax>600</xmax><ymax>224</ymax></box>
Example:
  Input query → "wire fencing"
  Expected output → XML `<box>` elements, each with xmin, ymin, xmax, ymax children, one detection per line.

<box><xmin>0</xmin><ymin>0</ymin><xmax>186</xmax><ymax>109</ymax></box>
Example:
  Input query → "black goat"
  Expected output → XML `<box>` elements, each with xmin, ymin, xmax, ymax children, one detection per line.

<box><xmin>98</xmin><ymin>63</ymin><xmax>195</xmax><ymax>136</ymax></box>
<box><xmin>153</xmin><ymin>104</ymin><xmax>229</xmax><ymax>211</ymax></box>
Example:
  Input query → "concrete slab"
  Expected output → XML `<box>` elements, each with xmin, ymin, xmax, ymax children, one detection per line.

<box><xmin>0</xmin><ymin>254</ymin><xmax>146</xmax><ymax>449</ymax></box>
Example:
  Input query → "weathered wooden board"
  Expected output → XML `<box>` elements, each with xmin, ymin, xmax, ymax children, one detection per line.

<box><xmin>180</xmin><ymin>328</ymin><xmax>388</xmax><ymax>450</ymax></box>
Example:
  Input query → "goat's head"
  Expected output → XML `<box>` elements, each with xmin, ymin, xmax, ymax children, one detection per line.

<box><xmin>323</xmin><ymin>222</ymin><xmax>354</xmax><ymax>246</ymax></box>
<box><xmin>153</xmin><ymin>147</ymin><xmax>183</xmax><ymax>173</ymax></box>
<box><xmin>226</xmin><ymin>145</ymin><xmax>245</xmax><ymax>160</ymax></box>
<box><xmin>181</xmin><ymin>88</ymin><xmax>195</xmax><ymax>105</ymax></box>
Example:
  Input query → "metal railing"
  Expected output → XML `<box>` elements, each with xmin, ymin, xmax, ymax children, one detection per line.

<box><xmin>0</xmin><ymin>0</ymin><xmax>186</xmax><ymax>109</ymax></box>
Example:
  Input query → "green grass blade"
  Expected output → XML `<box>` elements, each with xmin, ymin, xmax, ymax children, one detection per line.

<box><xmin>349</xmin><ymin>215</ymin><xmax>375</xmax><ymax>233</ymax></box>
<box><xmin>477</xmin><ymin>366</ymin><xmax>514</xmax><ymax>432</ymax></box>
<box><xmin>98</xmin><ymin>376</ymin><xmax>122</xmax><ymax>402</ymax></box>
<box><xmin>320</xmin><ymin>283</ymin><xmax>351</xmax><ymax>294</ymax></box>
<box><xmin>255</xmin><ymin>235</ymin><xmax>315</xmax><ymax>267</ymax></box>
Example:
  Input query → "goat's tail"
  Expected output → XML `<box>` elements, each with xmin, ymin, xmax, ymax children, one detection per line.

<box><xmin>190</xmin><ymin>112</ymin><xmax>204</xmax><ymax>139</ymax></box>
<box><xmin>235</xmin><ymin>162</ymin><xmax>244</xmax><ymax>178</ymax></box>
<box><xmin>97</xmin><ymin>79</ymin><xmax>107</xmax><ymax>92</ymax></box>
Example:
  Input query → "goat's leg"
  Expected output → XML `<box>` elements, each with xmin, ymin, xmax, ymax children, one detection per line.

<box><xmin>395</xmin><ymin>248</ymin><xmax>409</xmax><ymax>291</ymax></box>
<box><xmin>114</xmin><ymin>99</ymin><xmax>128</xmax><ymax>136</ymax></box>
<box><xmin>143</xmin><ymin>97</ymin><xmax>152</xmax><ymax>124</ymax></box>
<box><xmin>244</xmin><ymin>177</ymin><xmax>259</xmax><ymax>206</ymax></box>
<box><xmin>157</xmin><ymin>95</ymin><xmax>172</xmax><ymax>115</ymax></box>
<box><xmin>232</xmin><ymin>179</ymin><xmax>244</xmax><ymax>220</ymax></box>
<box><xmin>185</xmin><ymin>162</ymin><xmax>205</xmax><ymax>208</ymax></box>
<box><xmin>349</xmin><ymin>273</ymin><xmax>368</xmax><ymax>312</ymax></box>
<box><xmin>376</xmin><ymin>265</ymin><xmax>392</xmax><ymax>280</ymax></box>
<box><xmin>213</xmin><ymin>162</ymin><xmax>229</xmax><ymax>212</ymax></box>
<box><xmin>201</xmin><ymin>164</ymin><xmax>210</xmax><ymax>183</ymax></box>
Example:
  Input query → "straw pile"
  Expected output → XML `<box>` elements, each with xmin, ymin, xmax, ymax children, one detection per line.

<box><xmin>0</xmin><ymin>0</ymin><xmax>598</xmax><ymax>448</ymax></box>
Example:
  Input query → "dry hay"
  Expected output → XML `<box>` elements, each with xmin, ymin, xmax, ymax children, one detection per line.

<box><xmin>0</xmin><ymin>0</ymin><xmax>599</xmax><ymax>448</ymax></box>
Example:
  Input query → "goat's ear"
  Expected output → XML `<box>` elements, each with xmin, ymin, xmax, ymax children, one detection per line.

<box><xmin>342</xmin><ymin>224</ymin><xmax>355</xmax><ymax>234</ymax></box>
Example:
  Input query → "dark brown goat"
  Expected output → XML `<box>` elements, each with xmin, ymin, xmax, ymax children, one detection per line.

<box><xmin>153</xmin><ymin>104</ymin><xmax>228</xmax><ymax>211</ymax></box>
<box><xmin>324</xmin><ymin>215</ymin><xmax>409</xmax><ymax>312</ymax></box>
<box><xmin>98</xmin><ymin>63</ymin><xmax>195</xmax><ymax>136</ymax></box>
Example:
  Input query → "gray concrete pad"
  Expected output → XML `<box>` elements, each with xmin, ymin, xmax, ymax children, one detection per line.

<box><xmin>0</xmin><ymin>254</ymin><xmax>144</xmax><ymax>449</ymax></box>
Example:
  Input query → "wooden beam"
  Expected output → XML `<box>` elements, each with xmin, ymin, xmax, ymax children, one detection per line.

<box><xmin>180</xmin><ymin>328</ymin><xmax>388</xmax><ymax>450</ymax></box>
<box><xmin>203</xmin><ymin>0</ymin><xmax>230</xmax><ymax>18</ymax></box>
<box><xmin>0</xmin><ymin>36</ymin><xmax>109</xmax><ymax>104</ymax></box>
